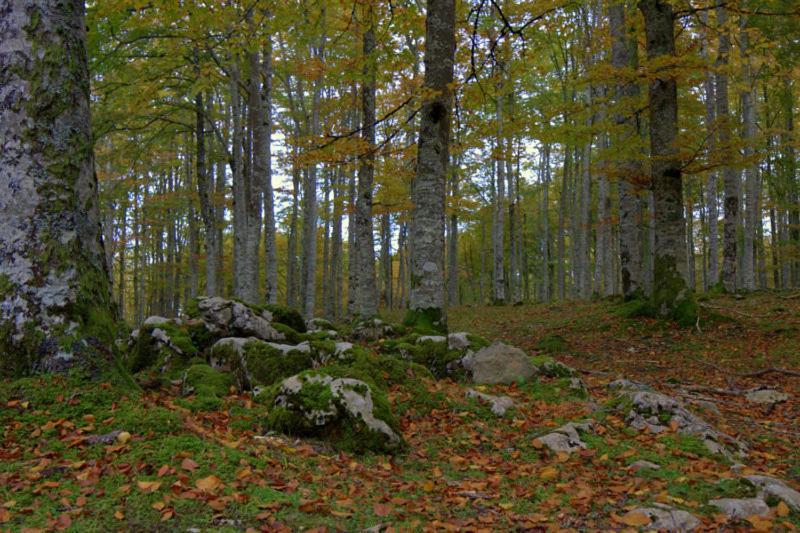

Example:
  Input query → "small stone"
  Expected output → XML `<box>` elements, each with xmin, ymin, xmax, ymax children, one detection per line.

<box><xmin>626</xmin><ymin>504</ymin><xmax>701</xmax><ymax>531</ymax></box>
<box><xmin>708</xmin><ymin>498</ymin><xmax>769</xmax><ymax>519</ymax></box>
<box><xmin>745</xmin><ymin>388</ymin><xmax>789</xmax><ymax>405</ymax></box>
<box><xmin>447</xmin><ymin>332</ymin><xmax>471</xmax><ymax>350</ymax></box>
<box><xmin>629</xmin><ymin>460</ymin><xmax>661</xmax><ymax>471</ymax></box>
<box><xmin>465</xmin><ymin>389</ymin><xmax>515</xmax><ymax>416</ymax></box>
<box><xmin>536</xmin><ymin>421</ymin><xmax>593</xmax><ymax>454</ymax></box>
<box><xmin>417</xmin><ymin>335</ymin><xmax>446</xmax><ymax>344</ymax></box>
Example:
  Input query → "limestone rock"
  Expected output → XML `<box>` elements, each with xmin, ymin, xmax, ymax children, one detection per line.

<box><xmin>417</xmin><ymin>335</ymin><xmax>446</xmax><ymax>344</ymax></box>
<box><xmin>619</xmin><ymin>390</ymin><xmax>746</xmax><ymax>458</ymax></box>
<box><xmin>463</xmin><ymin>342</ymin><xmax>535</xmax><ymax>384</ymax></box>
<box><xmin>465</xmin><ymin>389</ymin><xmax>515</xmax><ymax>416</ymax></box>
<box><xmin>608</xmin><ymin>379</ymin><xmax>652</xmax><ymax>392</ymax></box>
<box><xmin>745</xmin><ymin>388</ymin><xmax>789</xmax><ymax>405</ymax></box>
<box><xmin>536</xmin><ymin>421</ymin><xmax>593</xmax><ymax>454</ymax></box>
<box><xmin>623</xmin><ymin>504</ymin><xmax>700</xmax><ymax>531</ymax></box>
<box><xmin>269</xmin><ymin>373</ymin><xmax>402</xmax><ymax>453</ymax></box>
<box><xmin>744</xmin><ymin>475</ymin><xmax>800</xmax><ymax>511</ymax></box>
<box><xmin>193</xmin><ymin>297</ymin><xmax>283</xmax><ymax>341</ymax></box>
<box><xmin>447</xmin><ymin>332</ymin><xmax>471</xmax><ymax>351</ymax></box>
<box><xmin>708</xmin><ymin>498</ymin><xmax>769</xmax><ymax>519</ymax></box>
<box><xmin>143</xmin><ymin>315</ymin><xmax>171</xmax><ymax>326</ymax></box>
<box><xmin>629</xmin><ymin>460</ymin><xmax>661</xmax><ymax>471</ymax></box>
<box><xmin>351</xmin><ymin>318</ymin><xmax>394</xmax><ymax>341</ymax></box>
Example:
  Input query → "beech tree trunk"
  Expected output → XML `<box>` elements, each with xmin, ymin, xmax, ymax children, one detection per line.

<box><xmin>638</xmin><ymin>0</ymin><xmax>693</xmax><ymax>319</ymax></box>
<box><xmin>407</xmin><ymin>0</ymin><xmax>455</xmax><ymax>332</ymax></box>
<box><xmin>610</xmin><ymin>1</ymin><xmax>643</xmax><ymax>299</ymax></box>
<box><xmin>701</xmin><ymin>10</ymin><xmax>719</xmax><ymax>289</ymax></box>
<box><xmin>262</xmin><ymin>35</ymin><xmax>278</xmax><ymax>304</ymax></box>
<box><xmin>716</xmin><ymin>5</ymin><xmax>739</xmax><ymax>293</ymax></box>
<box><xmin>355</xmin><ymin>10</ymin><xmax>378</xmax><ymax>317</ymax></box>
<box><xmin>740</xmin><ymin>20</ymin><xmax>757</xmax><ymax>291</ymax></box>
<box><xmin>0</xmin><ymin>0</ymin><xmax>113</xmax><ymax>373</ymax></box>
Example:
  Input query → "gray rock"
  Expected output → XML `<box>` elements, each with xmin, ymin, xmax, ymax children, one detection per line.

<box><xmin>274</xmin><ymin>374</ymin><xmax>401</xmax><ymax>447</ymax></box>
<box><xmin>629</xmin><ymin>460</ymin><xmax>661</xmax><ymax>471</ymax></box>
<box><xmin>620</xmin><ymin>390</ymin><xmax>746</xmax><ymax>458</ymax></box>
<box><xmin>351</xmin><ymin>318</ymin><xmax>394</xmax><ymax>341</ymax></box>
<box><xmin>447</xmin><ymin>332</ymin><xmax>471</xmax><ymax>351</ymax></box>
<box><xmin>334</xmin><ymin>342</ymin><xmax>354</xmax><ymax>356</ymax></box>
<box><xmin>143</xmin><ymin>315</ymin><xmax>170</xmax><ymax>326</ymax></box>
<box><xmin>417</xmin><ymin>335</ymin><xmax>447</xmax><ymax>344</ymax></box>
<box><xmin>569</xmin><ymin>377</ymin><xmax>587</xmax><ymax>391</ymax></box>
<box><xmin>209</xmin><ymin>337</ymin><xmax>257</xmax><ymax>390</ymax></box>
<box><xmin>745</xmin><ymin>388</ymin><xmax>789</xmax><ymax>405</ymax></box>
<box><xmin>708</xmin><ymin>498</ymin><xmax>769</xmax><ymax>519</ymax></box>
<box><xmin>465</xmin><ymin>389</ymin><xmax>515</xmax><ymax>416</ymax></box>
<box><xmin>536</xmin><ymin>421</ymin><xmax>593</xmax><ymax>454</ymax></box>
<box><xmin>625</xmin><ymin>504</ymin><xmax>700</xmax><ymax>531</ymax></box>
<box><xmin>464</xmin><ymin>342</ymin><xmax>536</xmax><ymax>384</ymax></box>
<box><xmin>608</xmin><ymin>379</ymin><xmax>652</xmax><ymax>392</ymax></box>
<box><xmin>194</xmin><ymin>297</ymin><xmax>283</xmax><ymax>341</ymax></box>
<box><xmin>744</xmin><ymin>475</ymin><xmax>800</xmax><ymax>511</ymax></box>
<box><xmin>307</xmin><ymin>317</ymin><xmax>335</xmax><ymax>332</ymax></box>
<box><xmin>265</xmin><ymin>341</ymin><xmax>311</xmax><ymax>355</ymax></box>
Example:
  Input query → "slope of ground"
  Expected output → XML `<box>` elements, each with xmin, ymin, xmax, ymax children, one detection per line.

<box><xmin>1</xmin><ymin>291</ymin><xmax>798</xmax><ymax>531</ymax></box>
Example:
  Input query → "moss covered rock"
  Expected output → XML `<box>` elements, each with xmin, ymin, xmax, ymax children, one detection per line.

<box><xmin>187</xmin><ymin>297</ymin><xmax>285</xmax><ymax>343</ymax></box>
<box><xmin>263</xmin><ymin>304</ymin><xmax>307</xmax><ymax>333</ymax></box>
<box><xmin>180</xmin><ymin>364</ymin><xmax>233</xmax><ymax>411</ymax></box>
<box><xmin>531</xmin><ymin>355</ymin><xmax>577</xmax><ymax>378</ymax></box>
<box><xmin>266</xmin><ymin>371</ymin><xmax>404</xmax><ymax>454</ymax></box>
<box><xmin>128</xmin><ymin>322</ymin><xmax>198</xmax><ymax>375</ymax></box>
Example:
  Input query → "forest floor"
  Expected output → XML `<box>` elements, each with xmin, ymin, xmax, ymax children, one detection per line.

<box><xmin>1</xmin><ymin>291</ymin><xmax>799</xmax><ymax>532</ymax></box>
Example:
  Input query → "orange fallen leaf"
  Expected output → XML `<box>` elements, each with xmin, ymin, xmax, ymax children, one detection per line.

<box><xmin>181</xmin><ymin>458</ymin><xmax>199</xmax><ymax>472</ymax></box>
<box><xmin>373</xmin><ymin>503</ymin><xmax>392</xmax><ymax>517</ymax></box>
<box><xmin>776</xmin><ymin>501</ymin><xmax>790</xmax><ymax>518</ymax></box>
<box><xmin>136</xmin><ymin>480</ymin><xmax>162</xmax><ymax>493</ymax></box>
<box><xmin>196</xmin><ymin>475</ymin><xmax>222</xmax><ymax>492</ymax></box>
<box><xmin>617</xmin><ymin>511</ymin><xmax>651</xmax><ymax>527</ymax></box>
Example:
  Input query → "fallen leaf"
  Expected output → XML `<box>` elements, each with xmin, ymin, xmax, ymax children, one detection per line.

<box><xmin>373</xmin><ymin>503</ymin><xmax>392</xmax><ymax>517</ymax></box>
<box><xmin>196</xmin><ymin>475</ymin><xmax>222</xmax><ymax>492</ymax></box>
<box><xmin>136</xmin><ymin>480</ymin><xmax>162</xmax><ymax>493</ymax></box>
<box><xmin>776</xmin><ymin>501</ymin><xmax>790</xmax><ymax>517</ymax></box>
<box><xmin>181</xmin><ymin>458</ymin><xmax>199</xmax><ymax>472</ymax></box>
<box><xmin>618</xmin><ymin>511</ymin><xmax>651</xmax><ymax>527</ymax></box>
<box><xmin>539</xmin><ymin>466</ymin><xmax>558</xmax><ymax>481</ymax></box>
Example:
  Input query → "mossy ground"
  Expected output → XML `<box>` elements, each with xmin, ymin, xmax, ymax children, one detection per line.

<box><xmin>1</xmin><ymin>292</ymin><xmax>799</xmax><ymax>530</ymax></box>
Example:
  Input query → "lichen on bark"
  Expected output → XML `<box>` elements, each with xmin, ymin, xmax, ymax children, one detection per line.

<box><xmin>0</xmin><ymin>0</ymin><xmax>114</xmax><ymax>374</ymax></box>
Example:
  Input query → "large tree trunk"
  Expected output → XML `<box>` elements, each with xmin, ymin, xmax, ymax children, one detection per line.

<box><xmin>407</xmin><ymin>0</ymin><xmax>455</xmax><ymax>333</ymax></box>
<box><xmin>262</xmin><ymin>35</ymin><xmax>278</xmax><ymax>304</ymax></box>
<box><xmin>740</xmin><ymin>19</ymin><xmax>757</xmax><ymax>291</ymax></box>
<box><xmin>700</xmin><ymin>10</ymin><xmax>719</xmax><ymax>289</ymax></box>
<box><xmin>492</xmin><ymin>98</ymin><xmax>506</xmax><ymax>305</ymax></box>
<box><xmin>0</xmin><ymin>0</ymin><xmax>113</xmax><ymax>373</ymax></box>
<box><xmin>715</xmin><ymin>5</ymin><xmax>739</xmax><ymax>293</ymax></box>
<box><xmin>195</xmin><ymin>93</ymin><xmax>221</xmax><ymax>297</ymax></box>
<box><xmin>355</xmin><ymin>10</ymin><xmax>378</xmax><ymax>317</ymax></box>
<box><xmin>243</xmin><ymin>44</ymin><xmax>264</xmax><ymax>304</ymax></box>
<box><xmin>541</xmin><ymin>144</ymin><xmax>551</xmax><ymax>302</ymax></box>
<box><xmin>638</xmin><ymin>0</ymin><xmax>694</xmax><ymax>320</ymax></box>
<box><xmin>610</xmin><ymin>2</ymin><xmax>643</xmax><ymax>299</ymax></box>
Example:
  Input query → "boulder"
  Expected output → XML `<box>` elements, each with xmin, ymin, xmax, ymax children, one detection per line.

<box><xmin>192</xmin><ymin>297</ymin><xmax>283</xmax><ymax>342</ymax></box>
<box><xmin>209</xmin><ymin>337</ymin><xmax>314</xmax><ymax>391</ymax></box>
<box><xmin>417</xmin><ymin>335</ymin><xmax>447</xmax><ymax>345</ymax></box>
<box><xmin>744</xmin><ymin>475</ymin><xmax>800</xmax><ymax>511</ymax></box>
<box><xmin>463</xmin><ymin>341</ymin><xmax>536</xmax><ymax>384</ymax></box>
<box><xmin>465</xmin><ymin>389</ymin><xmax>515</xmax><ymax>416</ymax></box>
<box><xmin>267</xmin><ymin>373</ymin><xmax>403</xmax><ymax>453</ymax></box>
<box><xmin>535</xmin><ymin>421</ymin><xmax>593</xmax><ymax>454</ymax></box>
<box><xmin>621</xmin><ymin>504</ymin><xmax>700</xmax><ymax>531</ymax></box>
<box><xmin>708</xmin><ymin>498</ymin><xmax>769</xmax><ymax>519</ymax></box>
<box><xmin>129</xmin><ymin>323</ymin><xmax>195</xmax><ymax>374</ymax></box>
<box><xmin>143</xmin><ymin>315</ymin><xmax>171</xmax><ymax>326</ymax></box>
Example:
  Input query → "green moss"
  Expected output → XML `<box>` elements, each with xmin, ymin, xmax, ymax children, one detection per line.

<box><xmin>179</xmin><ymin>364</ymin><xmax>232</xmax><ymax>412</ymax></box>
<box><xmin>466</xmin><ymin>334</ymin><xmax>490</xmax><ymax>348</ymax></box>
<box><xmin>404</xmin><ymin>307</ymin><xmax>447</xmax><ymax>335</ymax></box>
<box><xmin>536</xmin><ymin>334</ymin><xmax>568</xmax><ymax>354</ymax></box>
<box><xmin>265</xmin><ymin>371</ymin><xmax>404</xmax><ymax>454</ymax></box>
<box><xmin>244</xmin><ymin>341</ymin><xmax>313</xmax><ymax>387</ymax></box>
<box><xmin>272</xmin><ymin>322</ymin><xmax>305</xmax><ymax>344</ymax></box>
<box><xmin>128</xmin><ymin>322</ymin><xmax>199</xmax><ymax>375</ymax></box>
<box><xmin>530</xmin><ymin>355</ymin><xmax>576</xmax><ymax>378</ymax></box>
<box><xmin>264</xmin><ymin>304</ymin><xmax>307</xmax><ymax>333</ymax></box>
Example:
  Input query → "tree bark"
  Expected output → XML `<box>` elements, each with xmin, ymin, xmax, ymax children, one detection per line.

<box><xmin>740</xmin><ymin>18</ymin><xmax>757</xmax><ymax>291</ymax></box>
<box><xmin>407</xmin><ymin>0</ymin><xmax>455</xmax><ymax>333</ymax></box>
<box><xmin>262</xmin><ymin>34</ymin><xmax>278</xmax><ymax>304</ymax></box>
<box><xmin>638</xmin><ymin>0</ymin><xmax>693</xmax><ymax>319</ymax></box>
<box><xmin>715</xmin><ymin>5</ymin><xmax>739</xmax><ymax>293</ymax></box>
<box><xmin>355</xmin><ymin>10</ymin><xmax>378</xmax><ymax>317</ymax></box>
<box><xmin>0</xmin><ymin>0</ymin><xmax>113</xmax><ymax>371</ymax></box>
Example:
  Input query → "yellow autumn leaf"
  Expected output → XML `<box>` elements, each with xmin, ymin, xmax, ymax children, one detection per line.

<box><xmin>196</xmin><ymin>475</ymin><xmax>222</xmax><ymax>492</ymax></box>
<box><xmin>539</xmin><ymin>466</ymin><xmax>558</xmax><ymax>481</ymax></box>
<box><xmin>619</xmin><ymin>511</ymin><xmax>651</xmax><ymax>527</ymax></box>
